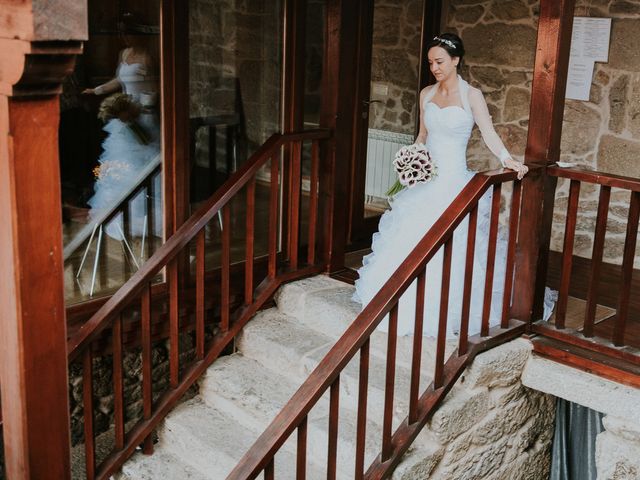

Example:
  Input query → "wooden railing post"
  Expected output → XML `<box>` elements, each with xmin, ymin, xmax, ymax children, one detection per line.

<box><xmin>0</xmin><ymin>2</ymin><xmax>87</xmax><ymax>476</ymax></box>
<box><xmin>512</xmin><ymin>0</ymin><xmax>575</xmax><ymax>323</ymax></box>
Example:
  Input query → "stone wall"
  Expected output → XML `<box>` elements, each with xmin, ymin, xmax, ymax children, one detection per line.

<box><xmin>445</xmin><ymin>0</ymin><xmax>640</xmax><ymax>266</ymax></box>
<box><xmin>189</xmin><ymin>0</ymin><xmax>282</xmax><ymax>162</ymax></box>
<box><xmin>522</xmin><ymin>354</ymin><xmax>640</xmax><ymax>480</ymax></box>
<box><xmin>369</xmin><ymin>0</ymin><xmax>423</xmax><ymax>135</ymax></box>
<box><xmin>552</xmin><ymin>0</ymin><xmax>640</xmax><ymax>267</ymax></box>
<box><xmin>396</xmin><ymin>339</ymin><xmax>556</xmax><ymax>479</ymax></box>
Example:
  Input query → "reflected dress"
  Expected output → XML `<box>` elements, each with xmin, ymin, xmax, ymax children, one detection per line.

<box><xmin>87</xmin><ymin>61</ymin><xmax>161</xmax><ymax>240</ymax></box>
<box><xmin>353</xmin><ymin>76</ymin><xmax>553</xmax><ymax>338</ymax></box>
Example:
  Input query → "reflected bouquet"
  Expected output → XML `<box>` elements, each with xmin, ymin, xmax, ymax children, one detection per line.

<box><xmin>386</xmin><ymin>143</ymin><xmax>436</xmax><ymax>197</ymax></box>
<box><xmin>99</xmin><ymin>93</ymin><xmax>151</xmax><ymax>145</ymax></box>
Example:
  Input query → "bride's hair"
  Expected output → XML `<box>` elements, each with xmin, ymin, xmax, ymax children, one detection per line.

<box><xmin>428</xmin><ymin>33</ymin><xmax>465</xmax><ymax>70</ymax></box>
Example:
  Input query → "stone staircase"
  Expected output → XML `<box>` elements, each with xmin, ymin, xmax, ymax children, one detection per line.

<box><xmin>117</xmin><ymin>275</ymin><xmax>554</xmax><ymax>479</ymax></box>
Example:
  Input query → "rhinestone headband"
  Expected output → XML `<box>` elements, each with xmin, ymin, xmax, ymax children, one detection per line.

<box><xmin>433</xmin><ymin>36</ymin><xmax>456</xmax><ymax>50</ymax></box>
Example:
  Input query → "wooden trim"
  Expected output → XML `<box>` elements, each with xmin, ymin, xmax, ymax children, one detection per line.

<box><xmin>0</xmin><ymin>96</ymin><xmax>72</xmax><ymax>479</ymax></box>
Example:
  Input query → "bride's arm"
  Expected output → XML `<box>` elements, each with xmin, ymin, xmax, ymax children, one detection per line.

<box><xmin>414</xmin><ymin>87</ymin><xmax>430</xmax><ymax>145</ymax></box>
<box><xmin>468</xmin><ymin>87</ymin><xmax>528</xmax><ymax>179</ymax></box>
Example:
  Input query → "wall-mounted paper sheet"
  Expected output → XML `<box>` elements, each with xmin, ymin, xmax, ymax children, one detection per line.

<box><xmin>566</xmin><ymin>57</ymin><xmax>595</xmax><ymax>101</ymax></box>
<box><xmin>570</xmin><ymin>17</ymin><xmax>612</xmax><ymax>62</ymax></box>
<box><xmin>566</xmin><ymin>17</ymin><xmax>611</xmax><ymax>101</ymax></box>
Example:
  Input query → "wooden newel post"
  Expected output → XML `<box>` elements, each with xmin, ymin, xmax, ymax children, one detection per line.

<box><xmin>511</xmin><ymin>0</ymin><xmax>575</xmax><ymax>324</ymax></box>
<box><xmin>0</xmin><ymin>2</ymin><xmax>86</xmax><ymax>478</ymax></box>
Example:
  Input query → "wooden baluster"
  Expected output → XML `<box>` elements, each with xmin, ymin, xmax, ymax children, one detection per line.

<box><xmin>501</xmin><ymin>181</ymin><xmax>523</xmax><ymax>328</ymax></box>
<box><xmin>264</xmin><ymin>458</ymin><xmax>274</xmax><ymax>480</ymax></box>
<box><xmin>222</xmin><ymin>203</ymin><xmax>231</xmax><ymax>331</ymax></box>
<box><xmin>614</xmin><ymin>191</ymin><xmax>640</xmax><ymax>345</ymax></box>
<box><xmin>83</xmin><ymin>348</ymin><xmax>96</xmax><ymax>480</ymax></box>
<box><xmin>146</xmin><ymin>178</ymin><xmax>155</xmax><ymax>260</ymax></box>
<box><xmin>328</xmin><ymin>376</ymin><xmax>340</xmax><ymax>480</ymax></box>
<box><xmin>113</xmin><ymin>314</ymin><xmax>125</xmax><ymax>450</ymax></box>
<box><xmin>555</xmin><ymin>180</ymin><xmax>581</xmax><ymax>329</ymax></box>
<box><xmin>296</xmin><ymin>416</ymin><xmax>307</xmax><ymax>480</ymax></box>
<box><xmin>583</xmin><ymin>185</ymin><xmax>611</xmax><ymax>337</ymax></box>
<box><xmin>289</xmin><ymin>141</ymin><xmax>302</xmax><ymax>270</ymax></box>
<box><xmin>459</xmin><ymin>206</ymin><xmax>478</xmax><ymax>355</ymax></box>
<box><xmin>307</xmin><ymin>140</ymin><xmax>320</xmax><ymax>265</ymax></box>
<box><xmin>381</xmin><ymin>303</ymin><xmax>398</xmax><ymax>462</ymax></box>
<box><xmin>434</xmin><ymin>237</ymin><xmax>453</xmax><ymax>388</ymax></box>
<box><xmin>169</xmin><ymin>258</ymin><xmax>180</xmax><ymax>387</ymax></box>
<box><xmin>481</xmin><ymin>184</ymin><xmax>502</xmax><ymax>337</ymax></box>
<box><xmin>123</xmin><ymin>204</ymin><xmax>132</xmax><ymax>278</ymax></box>
<box><xmin>269</xmin><ymin>155</ymin><xmax>279</xmax><ymax>278</ymax></box>
<box><xmin>245</xmin><ymin>177</ymin><xmax>256</xmax><ymax>304</ymax></box>
<box><xmin>196</xmin><ymin>229</ymin><xmax>205</xmax><ymax>360</ymax></box>
<box><xmin>355</xmin><ymin>339</ymin><xmax>370</xmax><ymax>480</ymax></box>
<box><xmin>409</xmin><ymin>269</ymin><xmax>426</xmax><ymax>424</ymax></box>
<box><xmin>141</xmin><ymin>283</ymin><xmax>154</xmax><ymax>454</ymax></box>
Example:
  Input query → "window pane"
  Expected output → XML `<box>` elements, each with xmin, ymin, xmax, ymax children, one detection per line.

<box><xmin>61</xmin><ymin>3</ymin><xmax>163</xmax><ymax>304</ymax></box>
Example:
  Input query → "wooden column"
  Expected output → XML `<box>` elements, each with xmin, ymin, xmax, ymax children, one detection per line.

<box><xmin>511</xmin><ymin>0</ymin><xmax>575</xmax><ymax>322</ymax></box>
<box><xmin>0</xmin><ymin>3</ymin><xmax>86</xmax><ymax>477</ymax></box>
<box><xmin>319</xmin><ymin>0</ymin><xmax>362</xmax><ymax>272</ymax></box>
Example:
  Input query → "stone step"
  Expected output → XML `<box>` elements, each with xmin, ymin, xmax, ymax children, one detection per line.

<box><xmin>199</xmin><ymin>353</ymin><xmax>384</xmax><ymax>474</ymax></box>
<box><xmin>157</xmin><ymin>397</ymin><xmax>322</xmax><ymax>479</ymax></box>
<box><xmin>274</xmin><ymin>276</ymin><xmax>458</xmax><ymax>371</ymax></box>
<box><xmin>236</xmin><ymin>308</ymin><xmax>433</xmax><ymax>434</ymax></box>
<box><xmin>117</xmin><ymin>449</ymin><xmax>209</xmax><ymax>480</ymax></box>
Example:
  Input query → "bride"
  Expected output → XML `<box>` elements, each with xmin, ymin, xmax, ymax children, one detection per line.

<box><xmin>353</xmin><ymin>33</ymin><xmax>532</xmax><ymax>338</ymax></box>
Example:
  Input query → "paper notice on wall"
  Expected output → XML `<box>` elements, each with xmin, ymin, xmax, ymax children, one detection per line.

<box><xmin>566</xmin><ymin>17</ymin><xmax>611</xmax><ymax>101</ymax></box>
<box><xmin>570</xmin><ymin>17</ymin><xmax>612</xmax><ymax>62</ymax></box>
<box><xmin>566</xmin><ymin>57</ymin><xmax>595</xmax><ymax>101</ymax></box>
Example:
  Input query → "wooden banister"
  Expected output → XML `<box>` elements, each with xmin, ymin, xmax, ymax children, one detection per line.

<box><xmin>67</xmin><ymin>130</ymin><xmax>329</xmax><ymax>360</ymax></box>
<box><xmin>228</xmin><ymin>167</ymin><xmax>533</xmax><ymax>480</ymax></box>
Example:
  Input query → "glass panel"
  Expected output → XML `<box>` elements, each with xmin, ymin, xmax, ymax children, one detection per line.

<box><xmin>364</xmin><ymin>0</ymin><xmax>422</xmax><ymax>216</ymax></box>
<box><xmin>304</xmin><ymin>0</ymin><xmax>326</xmax><ymax>129</ymax></box>
<box><xmin>60</xmin><ymin>3</ymin><xmax>163</xmax><ymax>304</ymax></box>
<box><xmin>189</xmin><ymin>0</ymin><xmax>284</xmax><ymax>206</ymax></box>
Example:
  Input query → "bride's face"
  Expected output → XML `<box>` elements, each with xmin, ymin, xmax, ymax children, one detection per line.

<box><xmin>427</xmin><ymin>46</ymin><xmax>459</xmax><ymax>82</ymax></box>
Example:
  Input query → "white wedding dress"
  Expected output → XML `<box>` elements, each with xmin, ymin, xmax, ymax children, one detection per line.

<box><xmin>87</xmin><ymin>61</ymin><xmax>161</xmax><ymax>240</ymax></box>
<box><xmin>354</xmin><ymin>76</ymin><xmax>554</xmax><ymax>338</ymax></box>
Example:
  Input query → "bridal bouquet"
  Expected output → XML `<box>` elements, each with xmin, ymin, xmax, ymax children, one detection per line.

<box><xmin>99</xmin><ymin>93</ymin><xmax>151</xmax><ymax>145</ymax></box>
<box><xmin>386</xmin><ymin>143</ymin><xmax>436</xmax><ymax>197</ymax></box>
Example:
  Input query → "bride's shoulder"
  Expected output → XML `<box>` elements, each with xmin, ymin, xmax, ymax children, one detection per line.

<box><xmin>419</xmin><ymin>84</ymin><xmax>437</xmax><ymax>98</ymax></box>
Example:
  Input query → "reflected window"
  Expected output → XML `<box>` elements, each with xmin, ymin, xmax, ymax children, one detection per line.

<box><xmin>60</xmin><ymin>3</ymin><xmax>163</xmax><ymax>304</ymax></box>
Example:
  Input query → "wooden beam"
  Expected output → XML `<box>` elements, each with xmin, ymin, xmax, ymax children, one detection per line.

<box><xmin>512</xmin><ymin>0</ymin><xmax>575</xmax><ymax>323</ymax></box>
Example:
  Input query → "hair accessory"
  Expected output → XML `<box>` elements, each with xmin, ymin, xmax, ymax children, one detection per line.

<box><xmin>433</xmin><ymin>36</ymin><xmax>456</xmax><ymax>50</ymax></box>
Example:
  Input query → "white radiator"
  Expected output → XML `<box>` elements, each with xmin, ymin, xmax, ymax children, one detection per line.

<box><xmin>365</xmin><ymin>128</ymin><xmax>414</xmax><ymax>204</ymax></box>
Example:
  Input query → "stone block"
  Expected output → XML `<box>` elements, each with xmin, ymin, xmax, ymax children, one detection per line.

<box><xmin>462</xmin><ymin>338</ymin><xmax>532</xmax><ymax>389</ymax></box>
<box><xmin>392</xmin><ymin>442</ymin><xmax>445</xmax><ymax>480</ymax></box>
<box><xmin>463</xmin><ymin>24</ymin><xmax>537</xmax><ymax>68</ymax></box>
<box><xmin>561</xmin><ymin>101</ymin><xmax>601</xmax><ymax>155</ymax></box>
<box><xmin>628</xmin><ymin>77</ymin><xmax>640</xmax><ymax>138</ymax></box>
<box><xmin>596</xmin><ymin>430</ymin><xmax>640</xmax><ymax>480</ymax></box>
<box><xmin>598</xmin><ymin>135</ymin><xmax>640</xmax><ymax>178</ymax></box>
<box><xmin>429</xmin><ymin>387</ymin><xmax>490</xmax><ymax>443</ymax></box>
<box><xmin>495</xmin><ymin>124</ymin><xmax>528</xmax><ymax>156</ymax></box>
<box><xmin>491</xmin><ymin>0</ymin><xmax>531</xmax><ymax>20</ymax></box>
<box><xmin>609</xmin><ymin>75</ymin><xmax>629</xmax><ymax>133</ymax></box>
<box><xmin>603</xmin><ymin>415</ymin><xmax>640</xmax><ymax>443</ymax></box>
<box><xmin>453</xmin><ymin>5</ymin><xmax>485</xmax><ymax>24</ymax></box>
<box><xmin>609</xmin><ymin>19</ymin><xmax>640</xmax><ymax>72</ymax></box>
<box><xmin>522</xmin><ymin>356</ymin><xmax>640</xmax><ymax>424</ymax></box>
<box><xmin>504</xmin><ymin>86</ymin><xmax>531</xmax><ymax>122</ymax></box>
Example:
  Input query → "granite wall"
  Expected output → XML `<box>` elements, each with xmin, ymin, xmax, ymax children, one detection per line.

<box><xmin>369</xmin><ymin>0</ymin><xmax>423</xmax><ymax>135</ymax></box>
<box><xmin>189</xmin><ymin>0</ymin><xmax>282</xmax><ymax>162</ymax></box>
<box><xmin>445</xmin><ymin>0</ymin><xmax>640</xmax><ymax>266</ymax></box>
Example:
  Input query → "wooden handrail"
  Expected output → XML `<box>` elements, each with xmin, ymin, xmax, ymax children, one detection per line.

<box><xmin>548</xmin><ymin>165</ymin><xmax>640</xmax><ymax>192</ymax></box>
<box><xmin>228</xmin><ymin>166</ymin><xmax>534</xmax><ymax>479</ymax></box>
<box><xmin>67</xmin><ymin>129</ymin><xmax>330</xmax><ymax>360</ymax></box>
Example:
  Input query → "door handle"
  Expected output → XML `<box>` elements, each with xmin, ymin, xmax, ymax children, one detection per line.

<box><xmin>363</xmin><ymin>99</ymin><xmax>384</xmax><ymax>106</ymax></box>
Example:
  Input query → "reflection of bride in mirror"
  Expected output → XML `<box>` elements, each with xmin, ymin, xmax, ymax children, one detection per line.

<box><xmin>83</xmin><ymin>12</ymin><xmax>161</xmax><ymax>240</ymax></box>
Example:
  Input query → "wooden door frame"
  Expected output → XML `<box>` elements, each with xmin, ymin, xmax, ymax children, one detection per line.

<box><xmin>347</xmin><ymin>0</ymin><xmax>443</xmax><ymax>248</ymax></box>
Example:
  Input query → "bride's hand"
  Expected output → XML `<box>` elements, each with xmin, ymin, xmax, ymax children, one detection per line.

<box><xmin>504</xmin><ymin>157</ymin><xmax>528</xmax><ymax>180</ymax></box>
